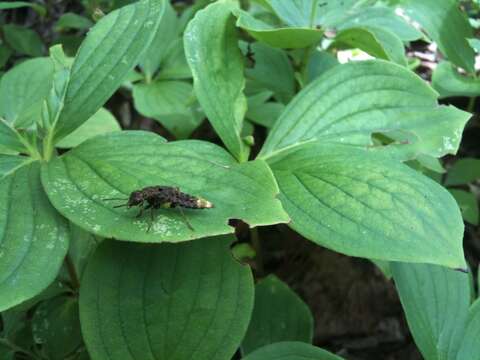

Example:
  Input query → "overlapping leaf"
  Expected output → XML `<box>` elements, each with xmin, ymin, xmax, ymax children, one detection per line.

<box><xmin>52</xmin><ymin>0</ymin><xmax>165</xmax><ymax>143</ymax></box>
<box><xmin>0</xmin><ymin>162</ymin><xmax>69</xmax><ymax>311</ymax></box>
<box><xmin>400</xmin><ymin>0</ymin><xmax>475</xmax><ymax>73</ymax></box>
<box><xmin>80</xmin><ymin>236</ymin><xmax>254</xmax><ymax>360</ymax></box>
<box><xmin>184</xmin><ymin>1</ymin><xmax>248</xmax><ymax>161</ymax></box>
<box><xmin>432</xmin><ymin>62</ymin><xmax>480</xmax><ymax>98</ymax></box>
<box><xmin>241</xmin><ymin>275</ymin><xmax>314</xmax><ymax>355</ymax></box>
<box><xmin>41</xmin><ymin>131</ymin><xmax>288</xmax><ymax>243</ymax></box>
<box><xmin>259</xmin><ymin>60</ymin><xmax>470</xmax><ymax>160</ymax></box>
<box><xmin>456</xmin><ymin>299</ymin><xmax>480</xmax><ymax>360</ymax></box>
<box><xmin>268</xmin><ymin>142</ymin><xmax>465</xmax><ymax>268</ymax></box>
<box><xmin>243</xmin><ymin>342</ymin><xmax>344</xmax><ymax>360</ymax></box>
<box><xmin>392</xmin><ymin>262</ymin><xmax>470</xmax><ymax>360</ymax></box>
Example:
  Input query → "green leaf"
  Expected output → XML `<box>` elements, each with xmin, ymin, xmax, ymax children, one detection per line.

<box><xmin>2</xmin><ymin>24</ymin><xmax>44</xmax><ymax>57</ymax></box>
<box><xmin>132</xmin><ymin>81</ymin><xmax>201</xmax><ymax>139</ymax></box>
<box><xmin>139</xmin><ymin>1</ymin><xmax>178</xmax><ymax>80</ymax></box>
<box><xmin>156</xmin><ymin>39</ymin><xmax>191</xmax><ymax>80</ymax></box>
<box><xmin>400</xmin><ymin>0</ymin><xmax>475</xmax><ymax>73</ymax></box>
<box><xmin>246</xmin><ymin>91</ymin><xmax>285</xmax><ymax>128</ymax></box>
<box><xmin>241</xmin><ymin>275</ymin><xmax>313</xmax><ymax>355</ymax></box>
<box><xmin>184</xmin><ymin>1</ymin><xmax>249</xmax><ymax>161</ymax></box>
<box><xmin>0</xmin><ymin>119</ymin><xmax>27</xmax><ymax>153</ymax></box>
<box><xmin>41</xmin><ymin>131</ymin><xmax>289</xmax><ymax>243</ymax></box>
<box><xmin>259</xmin><ymin>60</ymin><xmax>471</xmax><ymax>160</ymax></box>
<box><xmin>55</xmin><ymin>108</ymin><xmax>121</xmax><ymax>148</ymax></box>
<box><xmin>456</xmin><ymin>299</ymin><xmax>480</xmax><ymax>360</ymax></box>
<box><xmin>234</xmin><ymin>9</ymin><xmax>323</xmax><ymax>49</ymax></box>
<box><xmin>268</xmin><ymin>142</ymin><xmax>466</xmax><ymax>268</ymax></box>
<box><xmin>445</xmin><ymin>158</ymin><xmax>480</xmax><ymax>186</ymax></box>
<box><xmin>32</xmin><ymin>296</ymin><xmax>82</xmax><ymax>360</ymax></box>
<box><xmin>337</xmin><ymin>6</ymin><xmax>423</xmax><ymax>42</ymax></box>
<box><xmin>0</xmin><ymin>155</ymin><xmax>31</xmax><ymax>179</ymax></box>
<box><xmin>265</xmin><ymin>0</ymin><xmax>321</xmax><ymax>27</ymax></box>
<box><xmin>332</xmin><ymin>27</ymin><xmax>406</xmax><ymax>66</ymax></box>
<box><xmin>245</xmin><ymin>42</ymin><xmax>295</xmax><ymax>104</ymax></box>
<box><xmin>55</xmin><ymin>13</ymin><xmax>94</xmax><ymax>32</ymax></box>
<box><xmin>432</xmin><ymin>62</ymin><xmax>480</xmax><ymax>98</ymax></box>
<box><xmin>392</xmin><ymin>262</ymin><xmax>470</xmax><ymax>360</ymax></box>
<box><xmin>449</xmin><ymin>189</ymin><xmax>479</xmax><ymax>225</ymax></box>
<box><xmin>306</xmin><ymin>50</ymin><xmax>338</xmax><ymax>83</ymax></box>
<box><xmin>52</xmin><ymin>0</ymin><xmax>165</xmax><ymax>143</ymax></box>
<box><xmin>0</xmin><ymin>1</ymin><xmax>46</xmax><ymax>16</ymax></box>
<box><xmin>80</xmin><ymin>235</ymin><xmax>254</xmax><ymax>360</ymax></box>
<box><xmin>0</xmin><ymin>44</ymin><xmax>12</xmax><ymax>69</ymax></box>
<box><xmin>243</xmin><ymin>341</ymin><xmax>344</xmax><ymax>360</ymax></box>
<box><xmin>0</xmin><ymin>162</ymin><xmax>69</xmax><ymax>311</ymax></box>
<box><xmin>0</xmin><ymin>58</ymin><xmax>54</xmax><ymax>127</ymax></box>
<box><xmin>68</xmin><ymin>223</ymin><xmax>100</xmax><ymax>279</ymax></box>
<box><xmin>468</xmin><ymin>38</ymin><xmax>480</xmax><ymax>53</ymax></box>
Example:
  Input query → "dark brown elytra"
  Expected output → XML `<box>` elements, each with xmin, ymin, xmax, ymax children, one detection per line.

<box><xmin>104</xmin><ymin>186</ymin><xmax>214</xmax><ymax>231</ymax></box>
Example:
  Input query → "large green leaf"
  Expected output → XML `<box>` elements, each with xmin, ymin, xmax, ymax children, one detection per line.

<box><xmin>80</xmin><ymin>235</ymin><xmax>254</xmax><ymax>360</ymax></box>
<box><xmin>241</xmin><ymin>275</ymin><xmax>313</xmax><ymax>355</ymax></box>
<box><xmin>432</xmin><ymin>62</ymin><xmax>480</xmax><ymax>98</ymax></box>
<box><xmin>184</xmin><ymin>1</ymin><xmax>248</xmax><ymax>161</ymax></box>
<box><xmin>245</xmin><ymin>42</ymin><xmax>295</xmax><ymax>104</ymax></box>
<box><xmin>234</xmin><ymin>9</ymin><xmax>323</xmax><ymax>49</ymax></box>
<box><xmin>41</xmin><ymin>131</ymin><xmax>288</xmax><ymax>243</ymax></box>
<box><xmin>32</xmin><ymin>296</ymin><xmax>82</xmax><ymax>360</ymax></box>
<box><xmin>0</xmin><ymin>58</ymin><xmax>54</xmax><ymax>127</ymax></box>
<box><xmin>52</xmin><ymin>0</ymin><xmax>165</xmax><ymax>143</ymax></box>
<box><xmin>243</xmin><ymin>342</ymin><xmax>344</xmax><ymax>360</ymax></box>
<box><xmin>259</xmin><ymin>60</ymin><xmax>470</xmax><ymax>160</ymax></box>
<box><xmin>132</xmin><ymin>81</ymin><xmax>201</xmax><ymax>139</ymax></box>
<box><xmin>265</xmin><ymin>0</ymin><xmax>322</xmax><ymax>27</ymax></box>
<box><xmin>0</xmin><ymin>162</ymin><xmax>69</xmax><ymax>311</ymax></box>
<box><xmin>456</xmin><ymin>299</ymin><xmax>480</xmax><ymax>360</ymax></box>
<box><xmin>400</xmin><ymin>0</ymin><xmax>475</xmax><ymax>73</ymax></box>
<box><xmin>268</xmin><ymin>142</ymin><xmax>465</xmax><ymax>268</ymax></box>
<box><xmin>337</xmin><ymin>6</ymin><xmax>423</xmax><ymax>41</ymax></box>
<box><xmin>392</xmin><ymin>262</ymin><xmax>470</xmax><ymax>360</ymax></box>
<box><xmin>55</xmin><ymin>108</ymin><xmax>120</xmax><ymax>148</ymax></box>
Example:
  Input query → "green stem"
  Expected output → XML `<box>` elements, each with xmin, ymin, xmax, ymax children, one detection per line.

<box><xmin>0</xmin><ymin>338</ymin><xmax>41</xmax><ymax>359</ymax></box>
<box><xmin>251</xmin><ymin>228</ymin><xmax>264</xmax><ymax>276</ymax></box>
<box><xmin>65</xmin><ymin>254</ymin><xmax>81</xmax><ymax>292</ymax></box>
<box><xmin>467</xmin><ymin>96</ymin><xmax>476</xmax><ymax>113</ymax></box>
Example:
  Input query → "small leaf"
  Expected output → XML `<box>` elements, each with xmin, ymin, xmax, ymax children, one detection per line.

<box><xmin>55</xmin><ymin>13</ymin><xmax>93</xmax><ymax>32</ymax></box>
<box><xmin>432</xmin><ymin>62</ymin><xmax>480</xmax><ymax>98</ymax></box>
<box><xmin>400</xmin><ymin>0</ymin><xmax>475</xmax><ymax>73</ymax></box>
<box><xmin>0</xmin><ymin>1</ymin><xmax>46</xmax><ymax>16</ymax></box>
<box><xmin>0</xmin><ymin>58</ymin><xmax>54</xmax><ymax>127</ymax></box>
<box><xmin>55</xmin><ymin>108</ymin><xmax>121</xmax><ymax>148</ymax></box>
<box><xmin>246</xmin><ymin>91</ymin><xmax>285</xmax><ymax>129</ymax></box>
<box><xmin>241</xmin><ymin>275</ymin><xmax>314</xmax><ymax>355</ymax></box>
<box><xmin>0</xmin><ymin>162</ymin><xmax>69</xmax><ymax>311</ymax></box>
<box><xmin>32</xmin><ymin>296</ymin><xmax>82</xmax><ymax>360</ymax></box>
<box><xmin>184</xmin><ymin>1</ymin><xmax>249</xmax><ymax>161</ymax></box>
<box><xmin>157</xmin><ymin>39</ymin><xmax>192</xmax><ymax>80</ymax></box>
<box><xmin>80</xmin><ymin>235</ymin><xmax>254</xmax><ymax>360</ymax></box>
<box><xmin>445</xmin><ymin>158</ymin><xmax>480</xmax><ymax>186</ymax></box>
<box><xmin>332</xmin><ymin>26</ymin><xmax>406</xmax><ymax>66</ymax></box>
<box><xmin>268</xmin><ymin>142</ymin><xmax>466</xmax><ymax>268</ymax></box>
<box><xmin>41</xmin><ymin>131</ymin><xmax>289</xmax><ymax>243</ymax></box>
<box><xmin>234</xmin><ymin>9</ymin><xmax>323</xmax><ymax>49</ymax></box>
<box><xmin>392</xmin><ymin>262</ymin><xmax>470</xmax><ymax>360</ymax></box>
<box><xmin>259</xmin><ymin>60</ymin><xmax>471</xmax><ymax>160</ymax></box>
<box><xmin>306</xmin><ymin>50</ymin><xmax>338</xmax><ymax>83</ymax></box>
<box><xmin>456</xmin><ymin>299</ymin><xmax>480</xmax><ymax>360</ymax></box>
<box><xmin>52</xmin><ymin>0</ymin><xmax>165</xmax><ymax>143</ymax></box>
<box><xmin>449</xmin><ymin>189</ymin><xmax>479</xmax><ymax>225</ymax></box>
<box><xmin>2</xmin><ymin>24</ymin><xmax>44</xmax><ymax>57</ymax></box>
<box><xmin>243</xmin><ymin>341</ymin><xmax>344</xmax><ymax>360</ymax></box>
<box><xmin>468</xmin><ymin>38</ymin><xmax>480</xmax><ymax>53</ymax></box>
<box><xmin>132</xmin><ymin>81</ymin><xmax>201</xmax><ymax>138</ymax></box>
<box><xmin>0</xmin><ymin>119</ymin><xmax>27</xmax><ymax>153</ymax></box>
<box><xmin>245</xmin><ymin>42</ymin><xmax>295</xmax><ymax>104</ymax></box>
<box><xmin>68</xmin><ymin>223</ymin><xmax>100</xmax><ymax>279</ymax></box>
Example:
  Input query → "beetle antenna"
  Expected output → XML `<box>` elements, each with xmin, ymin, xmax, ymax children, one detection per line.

<box><xmin>103</xmin><ymin>197</ymin><xmax>128</xmax><ymax>201</ymax></box>
<box><xmin>113</xmin><ymin>204</ymin><xmax>129</xmax><ymax>208</ymax></box>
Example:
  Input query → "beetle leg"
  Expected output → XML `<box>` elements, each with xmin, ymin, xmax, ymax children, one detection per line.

<box><xmin>178</xmin><ymin>207</ymin><xmax>194</xmax><ymax>231</ymax></box>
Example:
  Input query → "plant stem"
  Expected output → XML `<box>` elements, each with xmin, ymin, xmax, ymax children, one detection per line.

<box><xmin>65</xmin><ymin>254</ymin><xmax>81</xmax><ymax>292</ymax></box>
<box><xmin>467</xmin><ymin>96</ymin><xmax>476</xmax><ymax>113</ymax></box>
<box><xmin>0</xmin><ymin>338</ymin><xmax>41</xmax><ymax>359</ymax></box>
<box><xmin>309</xmin><ymin>0</ymin><xmax>320</xmax><ymax>28</ymax></box>
<box><xmin>251</xmin><ymin>228</ymin><xmax>264</xmax><ymax>276</ymax></box>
